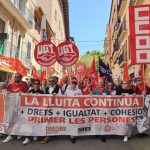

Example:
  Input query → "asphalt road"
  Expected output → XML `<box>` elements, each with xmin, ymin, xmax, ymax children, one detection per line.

<box><xmin>0</xmin><ymin>135</ymin><xmax>150</xmax><ymax>150</ymax></box>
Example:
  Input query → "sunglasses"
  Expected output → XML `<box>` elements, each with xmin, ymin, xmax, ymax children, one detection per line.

<box><xmin>137</xmin><ymin>79</ymin><xmax>142</xmax><ymax>81</ymax></box>
<box><xmin>72</xmin><ymin>82</ymin><xmax>77</xmax><ymax>84</ymax></box>
<box><xmin>136</xmin><ymin>116</ymin><xmax>144</xmax><ymax>119</ymax></box>
<box><xmin>34</xmin><ymin>82</ymin><xmax>40</xmax><ymax>85</ymax></box>
<box><xmin>122</xmin><ymin>82</ymin><xmax>128</xmax><ymax>85</ymax></box>
<box><xmin>49</xmin><ymin>80</ymin><xmax>54</xmax><ymax>82</ymax></box>
<box><xmin>15</xmin><ymin>76</ymin><xmax>20</xmax><ymax>78</ymax></box>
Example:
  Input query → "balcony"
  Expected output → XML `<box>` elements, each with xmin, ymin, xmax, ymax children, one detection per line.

<box><xmin>0</xmin><ymin>0</ymin><xmax>34</xmax><ymax>29</ymax></box>
<box><xmin>118</xmin><ymin>0</ymin><xmax>127</xmax><ymax>17</ymax></box>
<box><xmin>21</xmin><ymin>51</ymin><xmax>32</xmax><ymax>69</ymax></box>
<box><xmin>118</xmin><ymin>52</ymin><xmax>124</xmax><ymax>66</ymax></box>
<box><xmin>118</xmin><ymin>21</ymin><xmax>128</xmax><ymax>42</ymax></box>
<box><xmin>3</xmin><ymin>40</ymin><xmax>19</xmax><ymax>58</ymax></box>
<box><xmin>112</xmin><ymin>40</ymin><xmax>120</xmax><ymax>57</ymax></box>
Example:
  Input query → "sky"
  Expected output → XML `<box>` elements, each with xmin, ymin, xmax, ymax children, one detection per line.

<box><xmin>69</xmin><ymin>0</ymin><xmax>112</xmax><ymax>56</ymax></box>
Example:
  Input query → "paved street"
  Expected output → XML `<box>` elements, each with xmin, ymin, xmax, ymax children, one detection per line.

<box><xmin>0</xmin><ymin>135</ymin><xmax>150</xmax><ymax>150</ymax></box>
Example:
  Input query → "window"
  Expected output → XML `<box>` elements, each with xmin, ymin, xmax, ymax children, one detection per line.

<box><xmin>15</xmin><ymin>35</ymin><xmax>21</xmax><ymax>58</ymax></box>
<box><xmin>27</xmin><ymin>41</ymin><xmax>31</xmax><ymax>59</ymax></box>
<box><xmin>0</xmin><ymin>18</ymin><xmax>5</xmax><ymax>33</ymax></box>
<box><xmin>35</xmin><ymin>16</ymin><xmax>40</xmax><ymax>33</ymax></box>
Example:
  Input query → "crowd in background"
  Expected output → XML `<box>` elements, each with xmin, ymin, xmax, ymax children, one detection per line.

<box><xmin>0</xmin><ymin>73</ymin><xmax>149</xmax><ymax>145</ymax></box>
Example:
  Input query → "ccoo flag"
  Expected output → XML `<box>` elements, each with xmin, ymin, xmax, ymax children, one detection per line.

<box><xmin>99</xmin><ymin>57</ymin><xmax>113</xmax><ymax>82</ymax></box>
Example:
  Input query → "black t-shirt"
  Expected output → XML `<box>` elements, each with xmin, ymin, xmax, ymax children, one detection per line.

<box><xmin>116</xmin><ymin>87</ymin><xmax>133</xmax><ymax>95</ymax></box>
<box><xmin>29</xmin><ymin>89</ymin><xmax>44</xmax><ymax>94</ymax></box>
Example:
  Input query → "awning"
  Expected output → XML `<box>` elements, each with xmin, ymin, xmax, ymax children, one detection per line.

<box><xmin>0</xmin><ymin>55</ymin><xmax>27</xmax><ymax>76</ymax></box>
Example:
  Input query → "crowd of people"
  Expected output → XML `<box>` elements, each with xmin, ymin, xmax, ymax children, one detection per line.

<box><xmin>0</xmin><ymin>73</ymin><xmax>149</xmax><ymax>145</ymax></box>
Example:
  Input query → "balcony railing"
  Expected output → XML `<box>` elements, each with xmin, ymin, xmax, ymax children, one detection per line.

<box><xmin>118</xmin><ymin>53</ymin><xmax>124</xmax><ymax>65</ymax></box>
<box><xmin>21</xmin><ymin>51</ymin><xmax>32</xmax><ymax>69</ymax></box>
<box><xmin>10</xmin><ymin>0</ymin><xmax>34</xmax><ymax>27</ymax></box>
<box><xmin>112</xmin><ymin>40</ymin><xmax>120</xmax><ymax>57</ymax></box>
<box><xmin>3</xmin><ymin>40</ymin><xmax>19</xmax><ymax>58</ymax></box>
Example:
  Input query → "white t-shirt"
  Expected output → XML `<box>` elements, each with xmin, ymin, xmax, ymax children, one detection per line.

<box><xmin>65</xmin><ymin>87</ymin><xmax>82</xmax><ymax>96</ymax></box>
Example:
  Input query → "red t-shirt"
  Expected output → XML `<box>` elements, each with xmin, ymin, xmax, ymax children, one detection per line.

<box><xmin>8</xmin><ymin>82</ymin><xmax>28</xmax><ymax>93</ymax></box>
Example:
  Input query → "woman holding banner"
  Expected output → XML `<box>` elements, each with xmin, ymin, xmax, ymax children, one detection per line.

<box><xmin>23</xmin><ymin>79</ymin><xmax>44</xmax><ymax>145</ymax></box>
<box><xmin>116</xmin><ymin>80</ymin><xmax>134</xmax><ymax>142</ymax></box>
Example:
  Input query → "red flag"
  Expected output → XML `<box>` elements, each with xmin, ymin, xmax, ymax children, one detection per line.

<box><xmin>41</xmin><ymin>70</ymin><xmax>46</xmax><ymax>79</ymax></box>
<box><xmin>138</xmin><ymin>65</ymin><xmax>143</xmax><ymax>78</ymax></box>
<box><xmin>123</xmin><ymin>62</ymin><xmax>130</xmax><ymax>81</ymax></box>
<box><xmin>33</xmin><ymin>66</ymin><xmax>41</xmax><ymax>80</ymax></box>
<box><xmin>89</xmin><ymin>57</ymin><xmax>98</xmax><ymax>87</ymax></box>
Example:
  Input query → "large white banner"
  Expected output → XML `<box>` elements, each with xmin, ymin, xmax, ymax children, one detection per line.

<box><xmin>0</xmin><ymin>93</ymin><xmax>150</xmax><ymax>136</ymax></box>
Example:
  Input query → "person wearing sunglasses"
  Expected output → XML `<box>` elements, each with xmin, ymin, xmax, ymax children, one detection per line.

<box><xmin>7</xmin><ymin>73</ymin><xmax>28</xmax><ymax>93</ymax></box>
<box><xmin>41</xmin><ymin>77</ymin><xmax>61</xmax><ymax>144</ymax></box>
<box><xmin>3</xmin><ymin>73</ymin><xmax>28</xmax><ymax>143</ymax></box>
<box><xmin>106</xmin><ymin>82</ymin><xmax>116</xmax><ymax>95</ymax></box>
<box><xmin>116</xmin><ymin>80</ymin><xmax>133</xmax><ymax>142</ymax></box>
<box><xmin>116</xmin><ymin>80</ymin><xmax>133</xmax><ymax>95</ymax></box>
<box><xmin>45</xmin><ymin>77</ymin><xmax>61</xmax><ymax>95</ymax></box>
<box><xmin>64</xmin><ymin>78</ymin><xmax>82</xmax><ymax>144</ymax></box>
<box><xmin>133</xmin><ymin>76</ymin><xmax>150</xmax><ymax>95</ymax></box>
<box><xmin>22</xmin><ymin>79</ymin><xmax>44</xmax><ymax>145</ymax></box>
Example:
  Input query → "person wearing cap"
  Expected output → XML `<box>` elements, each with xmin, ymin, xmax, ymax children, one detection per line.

<box><xmin>64</xmin><ymin>78</ymin><xmax>82</xmax><ymax>144</ymax></box>
<box><xmin>133</xmin><ymin>76</ymin><xmax>150</xmax><ymax>95</ymax></box>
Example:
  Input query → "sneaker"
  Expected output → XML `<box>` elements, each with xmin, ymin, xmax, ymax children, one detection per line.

<box><xmin>123</xmin><ymin>136</ymin><xmax>128</xmax><ymax>142</ymax></box>
<box><xmin>70</xmin><ymin>137</ymin><xmax>76</xmax><ymax>144</ymax></box>
<box><xmin>33</xmin><ymin>136</ymin><xmax>37</xmax><ymax>141</ymax></box>
<box><xmin>3</xmin><ymin>135</ymin><xmax>13</xmax><ymax>143</ymax></box>
<box><xmin>17</xmin><ymin>136</ymin><xmax>22</xmax><ymax>140</ymax></box>
<box><xmin>41</xmin><ymin>137</ymin><xmax>49</xmax><ymax>144</ymax></box>
<box><xmin>23</xmin><ymin>138</ymin><xmax>30</xmax><ymax>145</ymax></box>
<box><xmin>101</xmin><ymin>136</ymin><xmax>106</xmax><ymax>142</ymax></box>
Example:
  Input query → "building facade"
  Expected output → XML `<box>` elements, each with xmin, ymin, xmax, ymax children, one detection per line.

<box><xmin>104</xmin><ymin>0</ymin><xmax>150</xmax><ymax>86</ymax></box>
<box><xmin>36</xmin><ymin>0</ymin><xmax>70</xmax><ymax>78</ymax></box>
<box><xmin>0</xmin><ymin>0</ymin><xmax>70</xmax><ymax>81</ymax></box>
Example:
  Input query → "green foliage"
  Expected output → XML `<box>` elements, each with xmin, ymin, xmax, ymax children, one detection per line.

<box><xmin>76</xmin><ymin>50</ymin><xmax>105</xmax><ymax>72</ymax></box>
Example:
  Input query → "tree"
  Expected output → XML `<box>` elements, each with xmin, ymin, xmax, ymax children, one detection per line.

<box><xmin>76</xmin><ymin>50</ymin><xmax>105</xmax><ymax>73</ymax></box>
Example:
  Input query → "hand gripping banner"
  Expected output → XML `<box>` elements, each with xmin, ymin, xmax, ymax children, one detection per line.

<box><xmin>1</xmin><ymin>93</ymin><xmax>150</xmax><ymax>136</ymax></box>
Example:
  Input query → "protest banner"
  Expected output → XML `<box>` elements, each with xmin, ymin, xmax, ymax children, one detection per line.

<box><xmin>1</xmin><ymin>93</ymin><xmax>150</xmax><ymax>136</ymax></box>
<box><xmin>0</xmin><ymin>94</ymin><xmax>4</xmax><ymax>132</ymax></box>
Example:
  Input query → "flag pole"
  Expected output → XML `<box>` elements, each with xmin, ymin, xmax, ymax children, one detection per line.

<box><xmin>142</xmin><ymin>64</ymin><xmax>145</xmax><ymax>91</ymax></box>
<box><xmin>40</xmin><ymin>14</ymin><xmax>47</xmax><ymax>84</ymax></box>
